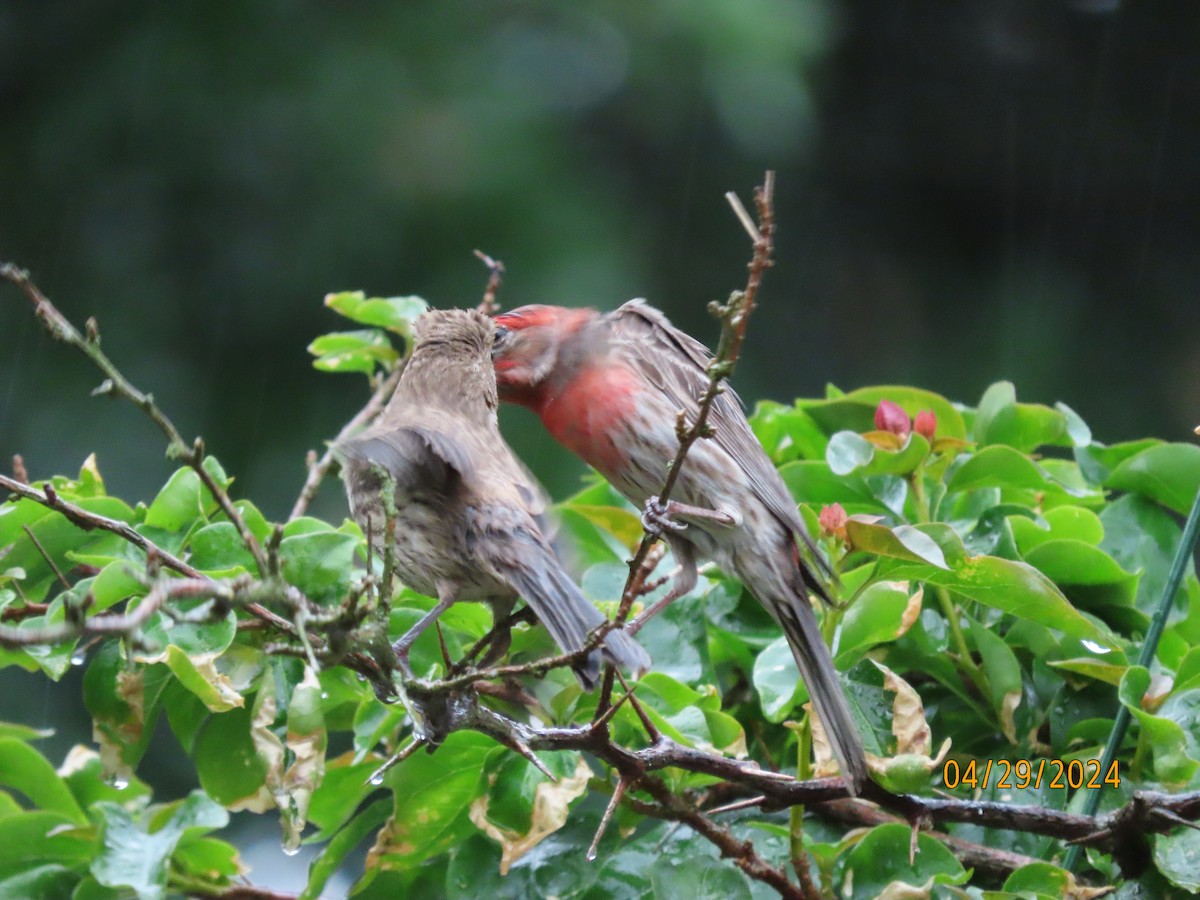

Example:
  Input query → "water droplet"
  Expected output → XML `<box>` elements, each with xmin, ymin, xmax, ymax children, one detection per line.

<box><xmin>281</xmin><ymin>843</ymin><xmax>301</xmax><ymax>857</ymax></box>
<box><xmin>586</xmin><ymin>850</ymin><xmax>597</xmax><ymax>862</ymax></box>
<box><xmin>70</xmin><ymin>650</ymin><xmax>86</xmax><ymax>667</ymax></box>
<box><xmin>320</xmin><ymin>691</ymin><xmax>329</xmax><ymax>700</ymax></box>
<box><xmin>355</xmin><ymin>673</ymin><xmax>367</xmax><ymax>682</ymax></box>
<box><xmin>369</xmin><ymin>773</ymin><xmax>385</xmax><ymax>786</ymax></box>
<box><xmin>111</xmin><ymin>776</ymin><xmax>129</xmax><ymax>790</ymax></box>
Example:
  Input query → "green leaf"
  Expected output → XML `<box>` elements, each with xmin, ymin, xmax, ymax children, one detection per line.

<box><xmin>973</xmin><ymin>381</ymin><xmax>1078</xmax><ymax>452</ymax></box>
<box><xmin>189</xmin><ymin>522</ymin><xmax>257</xmax><ymax>575</ymax></box>
<box><xmin>948</xmin><ymin>445</ymin><xmax>1051</xmax><ymax>493</ymax></box>
<box><xmin>1076</xmin><ymin>438</ymin><xmax>1163</xmax><ymax>485</ymax></box>
<box><xmin>60</xmin><ymin>747</ymin><xmax>151</xmax><ymax>813</ymax></box>
<box><xmin>308</xmin><ymin>329</ymin><xmax>400</xmax><ymax>374</ymax></box>
<box><xmin>1</xmin><ymin>498</ymin><xmax>132</xmax><ymax>597</ymax></box>
<box><xmin>194</xmin><ymin>706</ymin><xmax>270</xmax><ymax>809</ymax></box>
<box><xmin>1002</xmin><ymin>862</ymin><xmax>1077</xmax><ymax>896</ymax></box>
<box><xmin>778</xmin><ymin>460</ymin><xmax>903</xmax><ymax>516</ymax></box>
<box><xmin>0</xmin><ymin>811</ymin><xmax>93</xmax><ymax>880</ymax></box>
<box><xmin>748</xmin><ymin>401</ymin><xmax>828</xmax><ymax>463</ymax></box>
<box><xmin>650</xmin><ymin>853</ymin><xmax>753</xmax><ymax>900</ymax></box>
<box><xmin>1009</xmin><ymin>506</ymin><xmax>1105</xmax><ymax>553</ymax></box>
<box><xmin>371</xmin><ymin>730</ymin><xmax>491</xmax><ymax>869</ymax></box>
<box><xmin>91</xmin><ymin>791</ymin><xmax>227</xmax><ymax>900</ymax></box>
<box><xmin>1107</xmin><ymin>442</ymin><xmax>1200</xmax><ymax>515</ymax></box>
<box><xmin>83</xmin><ymin>643</ymin><xmax>164</xmax><ymax>778</ymax></box>
<box><xmin>753</xmin><ymin>636</ymin><xmax>808</xmax><ymax>722</ymax></box>
<box><xmin>1155</xmin><ymin>826</ymin><xmax>1200</xmax><ymax>891</ymax></box>
<box><xmin>171</xmin><ymin>836</ymin><xmax>242</xmax><ymax>884</ymax></box>
<box><xmin>301</xmin><ymin>797</ymin><xmax>391</xmax><ymax>900</ymax></box>
<box><xmin>1022</xmin><ymin>540</ymin><xmax>1139</xmax><ymax>609</ymax></box>
<box><xmin>0</xmin><ymin>721</ymin><xmax>53</xmax><ymax>743</ymax></box>
<box><xmin>837</xmin><ymin>581</ymin><xmax>920</xmax><ymax>665</ymax></box>
<box><xmin>836</xmin><ymin>823</ymin><xmax>968</xmax><ymax>895</ymax></box>
<box><xmin>156</xmin><ymin>646</ymin><xmax>244</xmax><ymax>713</ymax></box>
<box><xmin>1119</xmin><ymin>667</ymin><xmax>1198</xmax><ymax>785</ymax></box>
<box><xmin>1101</xmin><ymin>495</ymin><xmax>1189</xmax><ymax>617</ymax></box>
<box><xmin>0</xmin><ymin>865</ymin><xmax>80</xmax><ymax>900</ymax></box>
<box><xmin>637</xmin><ymin>672</ymin><xmax>705</xmax><ymax>713</ymax></box>
<box><xmin>969</xmin><ymin>618</ymin><xmax>1023</xmax><ymax>743</ymax></box>
<box><xmin>846</xmin><ymin>518</ymin><xmax>949</xmax><ymax>569</ymax></box>
<box><xmin>280</xmin><ymin>530</ymin><xmax>359</xmax><ymax>605</ymax></box>
<box><xmin>884</xmin><ymin>548</ymin><xmax>1115</xmax><ymax>646</ymax></box>
<box><xmin>802</xmin><ymin>386</ymin><xmax>967</xmax><ymax>439</ymax></box>
<box><xmin>0</xmin><ymin>738</ymin><xmax>87</xmax><ymax>824</ymax></box>
<box><xmin>90</xmin><ymin>562</ymin><xmax>146</xmax><ymax>613</ymax></box>
<box><xmin>324</xmin><ymin>291</ymin><xmax>427</xmax><ymax>334</ymax></box>
<box><xmin>826</xmin><ymin>430</ymin><xmax>930</xmax><ymax>477</ymax></box>
<box><xmin>144</xmin><ymin>468</ymin><xmax>207</xmax><ymax>532</ymax></box>
<box><xmin>307</xmin><ymin>757</ymin><xmax>381</xmax><ymax>841</ymax></box>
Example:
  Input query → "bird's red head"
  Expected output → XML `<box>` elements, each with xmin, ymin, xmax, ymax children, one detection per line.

<box><xmin>491</xmin><ymin>305</ymin><xmax>595</xmax><ymax>408</ymax></box>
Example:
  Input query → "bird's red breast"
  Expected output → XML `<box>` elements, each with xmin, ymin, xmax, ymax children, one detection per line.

<box><xmin>538</xmin><ymin>361</ymin><xmax>641</xmax><ymax>478</ymax></box>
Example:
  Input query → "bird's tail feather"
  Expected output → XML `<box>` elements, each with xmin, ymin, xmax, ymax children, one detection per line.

<box><xmin>498</xmin><ymin>549</ymin><xmax>651</xmax><ymax>689</ymax></box>
<box><xmin>775</xmin><ymin>594</ymin><xmax>869</xmax><ymax>795</ymax></box>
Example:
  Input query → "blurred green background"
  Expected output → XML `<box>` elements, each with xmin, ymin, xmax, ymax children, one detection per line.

<box><xmin>1</xmin><ymin>0</ymin><xmax>1198</xmax><ymax>890</ymax></box>
<box><xmin>4</xmin><ymin>1</ymin><xmax>1199</xmax><ymax>519</ymax></box>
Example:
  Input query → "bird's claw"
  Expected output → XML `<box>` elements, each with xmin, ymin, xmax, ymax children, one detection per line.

<box><xmin>641</xmin><ymin>496</ymin><xmax>688</xmax><ymax>536</ymax></box>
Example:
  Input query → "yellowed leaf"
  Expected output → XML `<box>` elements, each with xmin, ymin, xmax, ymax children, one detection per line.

<box><xmin>469</xmin><ymin>756</ymin><xmax>592</xmax><ymax>874</ymax></box>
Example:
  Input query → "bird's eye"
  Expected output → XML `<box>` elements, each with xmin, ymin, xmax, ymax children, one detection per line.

<box><xmin>492</xmin><ymin>326</ymin><xmax>511</xmax><ymax>352</ymax></box>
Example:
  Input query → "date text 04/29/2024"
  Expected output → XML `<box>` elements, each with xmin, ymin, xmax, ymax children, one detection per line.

<box><xmin>942</xmin><ymin>758</ymin><xmax>1120</xmax><ymax>791</ymax></box>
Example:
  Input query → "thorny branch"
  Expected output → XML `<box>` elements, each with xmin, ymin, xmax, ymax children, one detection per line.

<box><xmin>419</xmin><ymin>693</ymin><xmax>1197</xmax><ymax>884</ymax></box>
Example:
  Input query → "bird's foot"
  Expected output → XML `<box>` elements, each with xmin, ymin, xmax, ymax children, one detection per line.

<box><xmin>641</xmin><ymin>496</ymin><xmax>737</xmax><ymax>536</ymax></box>
<box><xmin>641</xmin><ymin>496</ymin><xmax>689</xmax><ymax>536</ymax></box>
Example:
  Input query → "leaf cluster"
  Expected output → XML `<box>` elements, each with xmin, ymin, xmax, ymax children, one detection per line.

<box><xmin>2</xmin><ymin>282</ymin><xmax>1200</xmax><ymax>897</ymax></box>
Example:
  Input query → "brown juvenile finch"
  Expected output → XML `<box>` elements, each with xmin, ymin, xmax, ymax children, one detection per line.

<box><xmin>336</xmin><ymin>308</ymin><xmax>649</xmax><ymax>689</ymax></box>
<box><xmin>491</xmin><ymin>299</ymin><xmax>868</xmax><ymax>793</ymax></box>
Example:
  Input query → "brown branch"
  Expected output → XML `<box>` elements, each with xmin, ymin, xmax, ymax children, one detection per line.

<box><xmin>635</xmin><ymin>777</ymin><xmax>807</xmax><ymax>899</ymax></box>
<box><xmin>0</xmin><ymin>577</ymin><xmax>227</xmax><ymax>648</ymax></box>
<box><xmin>391</xmin><ymin>694</ymin><xmax>1189</xmax><ymax>885</ymax></box>
<box><xmin>614</xmin><ymin>172</ymin><xmax>775</xmax><ymax>627</ymax></box>
<box><xmin>0</xmin><ymin>468</ymin><xmax>394</xmax><ymax>694</ymax></box>
<box><xmin>816</xmin><ymin>798</ymin><xmax>1044</xmax><ymax>883</ymax></box>
<box><xmin>1</xmin><ymin>474</ymin><xmax>202</xmax><ymax>576</ymax></box>
<box><xmin>473</xmin><ymin>249</ymin><xmax>505</xmax><ymax>316</ymax></box>
<box><xmin>186</xmin><ymin>885</ymin><xmax>298</xmax><ymax>900</ymax></box>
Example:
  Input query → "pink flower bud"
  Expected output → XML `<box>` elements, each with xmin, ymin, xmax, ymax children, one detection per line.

<box><xmin>818</xmin><ymin>503</ymin><xmax>848</xmax><ymax>541</ymax></box>
<box><xmin>913</xmin><ymin>410</ymin><xmax>937</xmax><ymax>441</ymax></box>
<box><xmin>874</xmin><ymin>400</ymin><xmax>910</xmax><ymax>437</ymax></box>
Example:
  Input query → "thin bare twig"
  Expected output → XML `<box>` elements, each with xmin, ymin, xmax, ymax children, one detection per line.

<box><xmin>473</xmin><ymin>249</ymin><xmax>505</xmax><ymax>316</ymax></box>
<box><xmin>613</xmin><ymin>172</ymin><xmax>775</xmax><ymax>627</ymax></box>
<box><xmin>587</xmin><ymin>778</ymin><xmax>628</xmax><ymax>860</ymax></box>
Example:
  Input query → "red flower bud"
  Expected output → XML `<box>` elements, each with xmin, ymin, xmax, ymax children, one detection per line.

<box><xmin>913</xmin><ymin>409</ymin><xmax>937</xmax><ymax>441</ymax></box>
<box><xmin>818</xmin><ymin>503</ymin><xmax>848</xmax><ymax>541</ymax></box>
<box><xmin>874</xmin><ymin>400</ymin><xmax>910</xmax><ymax>437</ymax></box>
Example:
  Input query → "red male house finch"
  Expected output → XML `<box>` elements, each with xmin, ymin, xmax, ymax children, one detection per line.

<box><xmin>336</xmin><ymin>308</ymin><xmax>650</xmax><ymax>689</ymax></box>
<box><xmin>491</xmin><ymin>300</ymin><xmax>869</xmax><ymax>793</ymax></box>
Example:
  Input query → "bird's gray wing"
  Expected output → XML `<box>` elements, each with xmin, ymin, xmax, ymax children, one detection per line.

<box><xmin>334</xmin><ymin>425</ymin><xmax>471</xmax><ymax>503</ymax></box>
<box><xmin>608</xmin><ymin>299</ymin><xmax>830</xmax><ymax>578</ymax></box>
